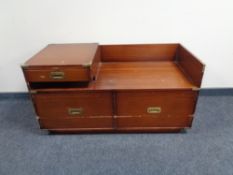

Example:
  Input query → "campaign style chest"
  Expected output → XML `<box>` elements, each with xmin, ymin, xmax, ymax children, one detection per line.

<box><xmin>22</xmin><ymin>43</ymin><xmax>205</xmax><ymax>133</ymax></box>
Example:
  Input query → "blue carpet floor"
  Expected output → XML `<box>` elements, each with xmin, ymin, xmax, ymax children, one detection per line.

<box><xmin>0</xmin><ymin>94</ymin><xmax>233</xmax><ymax>175</ymax></box>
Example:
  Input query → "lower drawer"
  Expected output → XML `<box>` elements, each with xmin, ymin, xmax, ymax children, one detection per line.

<box><xmin>33</xmin><ymin>91</ymin><xmax>113</xmax><ymax>118</ymax></box>
<box><xmin>115</xmin><ymin>115</ymin><xmax>193</xmax><ymax>128</ymax></box>
<box><xmin>116</xmin><ymin>91</ymin><xmax>197</xmax><ymax>117</ymax></box>
<box><xmin>39</xmin><ymin>117</ymin><xmax>113</xmax><ymax>129</ymax></box>
<box><xmin>39</xmin><ymin>116</ymin><xmax>192</xmax><ymax>130</ymax></box>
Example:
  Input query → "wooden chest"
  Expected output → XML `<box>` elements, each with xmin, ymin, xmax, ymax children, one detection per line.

<box><xmin>22</xmin><ymin>43</ymin><xmax>205</xmax><ymax>133</ymax></box>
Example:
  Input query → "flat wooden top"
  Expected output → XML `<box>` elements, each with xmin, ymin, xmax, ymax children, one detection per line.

<box><xmin>25</xmin><ymin>43</ymin><xmax>98</xmax><ymax>66</ymax></box>
<box><xmin>91</xmin><ymin>61</ymin><xmax>195</xmax><ymax>90</ymax></box>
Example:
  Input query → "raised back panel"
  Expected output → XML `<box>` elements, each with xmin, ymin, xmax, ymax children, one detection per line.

<box><xmin>100</xmin><ymin>44</ymin><xmax>179</xmax><ymax>62</ymax></box>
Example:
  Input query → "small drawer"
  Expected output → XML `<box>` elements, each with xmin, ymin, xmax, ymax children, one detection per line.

<box><xmin>33</xmin><ymin>92</ymin><xmax>113</xmax><ymax>118</ymax></box>
<box><xmin>24</xmin><ymin>67</ymin><xmax>90</xmax><ymax>82</ymax></box>
<box><xmin>116</xmin><ymin>91</ymin><xmax>197</xmax><ymax>117</ymax></box>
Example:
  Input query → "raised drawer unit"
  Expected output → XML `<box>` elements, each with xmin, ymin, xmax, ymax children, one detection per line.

<box><xmin>22</xmin><ymin>43</ymin><xmax>100</xmax><ymax>82</ymax></box>
<box><xmin>22</xmin><ymin>43</ymin><xmax>205</xmax><ymax>133</ymax></box>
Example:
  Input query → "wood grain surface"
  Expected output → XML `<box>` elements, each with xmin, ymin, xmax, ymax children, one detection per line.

<box><xmin>101</xmin><ymin>44</ymin><xmax>179</xmax><ymax>62</ymax></box>
<box><xmin>176</xmin><ymin>44</ymin><xmax>205</xmax><ymax>87</ymax></box>
<box><xmin>33</xmin><ymin>92</ymin><xmax>113</xmax><ymax>118</ymax></box>
<box><xmin>24</xmin><ymin>67</ymin><xmax>90</xmax><ymax>82</ymax></box>
<box><xmin>116</xmin><ymin>91</ymin><xmax>197</xmax><ymax>116</ymax></box>
<box><xmin>93</xmin><ymin>61</ymin><xmax>196</xmax><ymax>90</ymax></box>
<box><xmin>25</xmin><ymin>43</ymin><xmax>98</xmax><ymax>66</ymax></box>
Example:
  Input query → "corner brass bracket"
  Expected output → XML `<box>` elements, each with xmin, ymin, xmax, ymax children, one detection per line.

<box><xmin>21</xmin><ymin>64</ymin><xmax>28</xmax><ymax>68</ymax></box>
<box><xmin>192</xmin><ymin>87</ymin><xmax>200</xmax><ymax>91</ymax></box>
<box><xmin>30</xmin><ymin>90</ymin><xmax>37</xmax><ymax>94</ymax></box>
<box><xmin>202</xmin><ymin>65</ymin><xmax>206</xmax><ymax>73</ymax></box>
<box><xmin>82</xmin><ymin>61</ymin><xmax>92</xmax><ymax>68</ymax></box>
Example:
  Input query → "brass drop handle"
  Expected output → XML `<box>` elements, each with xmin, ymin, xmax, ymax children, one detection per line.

<box><xmin>68</xmin><ymin>108</ymin><xmax>83</xmax><ymax>116</ymax></box>
<box><xmin>147</xmin><ymin>107</ymin><xmax>161</xmax><ymax>114</ymax></box>
<box><xmin>50</xmin><ymin>71</ymin><xmax>65</xmax><ymax>80</ymax></box>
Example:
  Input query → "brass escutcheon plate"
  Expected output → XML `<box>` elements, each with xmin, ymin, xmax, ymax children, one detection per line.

<box><xmin>50</xmin><ymin>71</ymin><xmax>65</xmax><ymax>79</ymax></box>
<box><xmin>68</xmin><ymin>108</ymin><xmax>83</xmax><ymax>116</ymax></box>
<box><xmin>147</xmin><ymin>107</ymin><xmax>161</xmax><ymax>114</ymax></box>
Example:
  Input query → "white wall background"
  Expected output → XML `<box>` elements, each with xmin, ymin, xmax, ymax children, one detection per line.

<box><xmin>0</xmin><ymin>0</ymin><xmax>233</xmax><ymax>92</ymax></box>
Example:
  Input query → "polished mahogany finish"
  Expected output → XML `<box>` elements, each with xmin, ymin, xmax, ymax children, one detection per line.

<box><xmin>176</xmin><ymin>45</ymin><xmax>205</xmax><ymax>87</ymax></box>
<box><xmin>25</xmin><ymin>43</ymin><xmax>98</xmax><ymax>66</ymax></box>
<box><xmin>34</xmin><ymin>92</ymin><xmax>113</xmax><ymax>118</ymax></box>
<box><xmin>24</xmin><ymin>67</ymin><xmax>90</xmax><ymax>82</ymax></box>
<box><xmin>93</xmin><ymin>62</ymin><xmax>194</xmax><ymax>90</ymax></box>
<box><xmin>101</xmin><ymin>44</ymin><xmax>179</xmax><ymax>62</ymax></box>
<box><xmin>116</xmin><ymin>91</ymin><xmax>197</xmax><ymax>116</ymax></box>
<box><xmin>22</xmin><ymin>43</ymin><xmax>205</xmax><ymax>133</ymax></box>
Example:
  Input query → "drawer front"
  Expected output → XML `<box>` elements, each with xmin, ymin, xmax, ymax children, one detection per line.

<box><xmin>115</xmin><ymin>115</ymin><xmax>193</xmax><ymax>128</ymax></box>
<box><xmin>33</xmin><ymin>92</ymin><xmax>113</xmax><ymax>118</ymax></box>
<box><xmin>24</xmin><ymin>68</ymin><xmax>89</xmax><ymax>82</ymax></box>
<box><xmin>116</xmin><ymin>91</ymin><xmax>197</xmax><ymax>117</ymax></box>
<box><xmin>39</xmin><ymin>117</ymin><xmax>113</xmax><ymax>129</ymax></box>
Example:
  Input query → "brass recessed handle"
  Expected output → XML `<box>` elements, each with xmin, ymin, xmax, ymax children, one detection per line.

<box><xmin>68</xmin><ymin>108</ymin><xmax>83</xmax><ymax>116</ymax></box>
<box><xmin>50</xmin><ymin>71</ymin><xmax>65</xmax><ymax>80</ymax></box>
<box><xmin>147</xmin><ymin>107</ymin><xmax>161</xmax><ymax>114</ymax></box>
